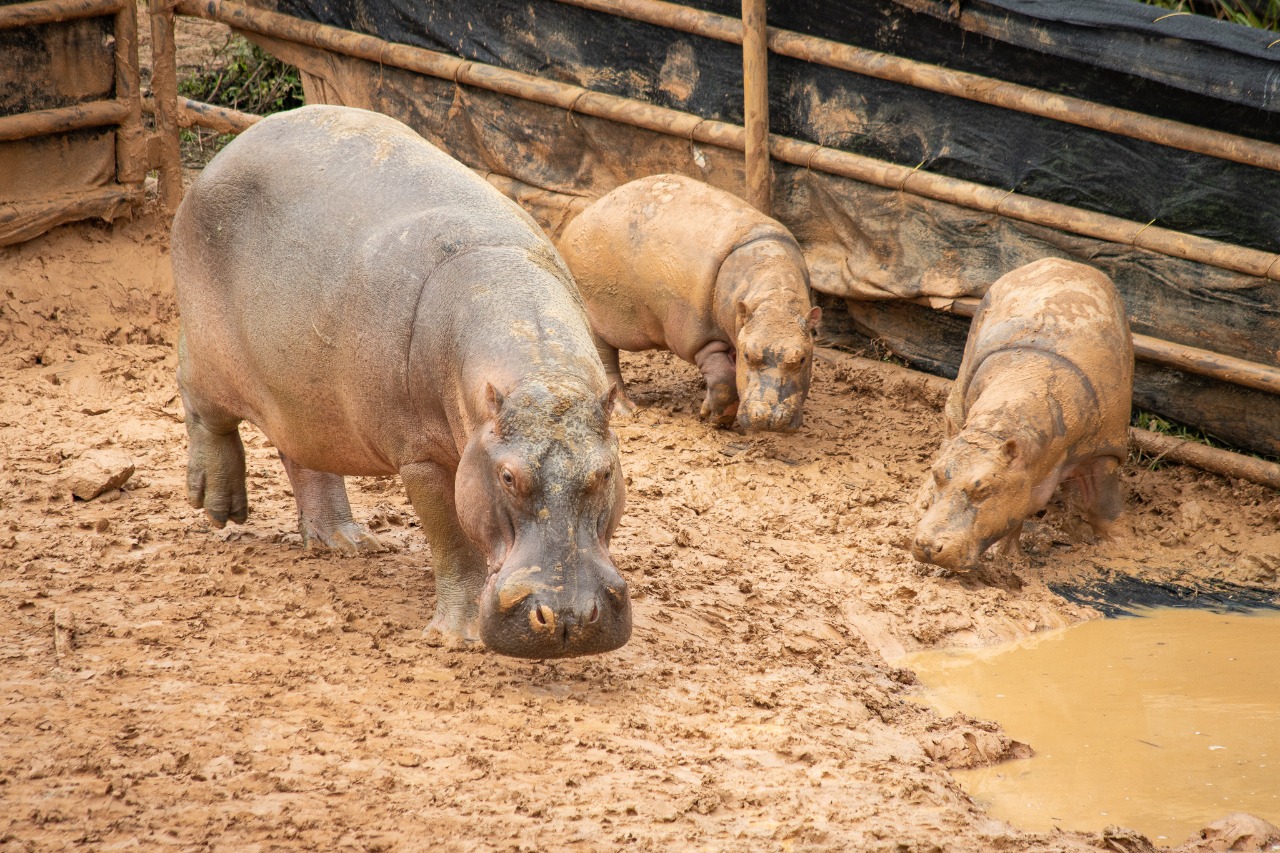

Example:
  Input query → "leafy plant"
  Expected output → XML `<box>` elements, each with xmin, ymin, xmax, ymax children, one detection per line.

<box><xmin>176</xmin><ymin>34</ymin><xmax>303</xmax><ymax>167</ymax></box>
<box><xmin>179</xmin><ymin>34</ymin><xmax>304</xmax><ymax>116</ymax></box>
<box><xmin>1141</xmin><ymin>0</ymin><xmax>1280</xmax><ymax>31</ymax></box>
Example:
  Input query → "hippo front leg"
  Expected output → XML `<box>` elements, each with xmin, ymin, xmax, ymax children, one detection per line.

<box><xmin>694</xmin><ymin>341</ymin><xmax>738</xmax><ymax>427</ymax></box>
<box><xmin>593</xmin><ymin>332</ymin><xmax>636</xmax><ymax>416</ymax></box>
<box><xmin>400</xmin><ymin>461</ymin><xmax>486</xmax><ymax>646</ymax></box>
<box><xmin>278</xmin><ymin>453</ymin><xmax>384</xmax><ymax>555</ymax></box>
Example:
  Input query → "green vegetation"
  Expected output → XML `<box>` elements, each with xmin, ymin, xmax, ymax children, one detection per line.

<box><xmin>176</xmin><ymin>34</ymin><xmax>304</xmax><ymax>167</ymax></box>
<box><xmin>1131</xmin><ymin>410</ymin><xmax>1278</xmax><ymax>469</ymax></box>
<box><xmin>1141</xmin><ymin>0</ymin><xmax>1280</xmax><ymax>31</ymax></box>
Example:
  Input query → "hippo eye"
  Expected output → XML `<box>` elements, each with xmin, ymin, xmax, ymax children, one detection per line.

<box><xmin>499</xmin><ymin>468</ymin><xmax>515</xmax><ymax>488</ymax></box>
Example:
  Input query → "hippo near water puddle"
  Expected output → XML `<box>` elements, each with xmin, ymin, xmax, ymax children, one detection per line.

<box><xmin>914</xmin><ymin>258</ymin><xmax>1134</xmax><ymax>572</ymax></box>
<box><xmin>171</xmin><ymin>105</ymin><xmax>629</xmax><ymax>659</ymax></box>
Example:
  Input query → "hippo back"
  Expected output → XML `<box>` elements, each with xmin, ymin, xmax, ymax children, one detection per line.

<box><xmin>557</xmin><ymin>174</ymin><xmax>790</xmax><ymax>356</ymax></box>
<box><xmin>950</xmin><ymin>257</ymin><xmax>1133</xmax><ymax>450</ymax></box>
<box><xmin>173</xmin><ymin>105</ymin><xmax>601</xmax><ymax>474</ymax></box>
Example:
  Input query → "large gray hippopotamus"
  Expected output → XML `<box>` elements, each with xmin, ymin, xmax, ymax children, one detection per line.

<box><xmin>171</xmin><ymin>105</ymin><xmax>629</xmax><ymax>659</ymax></box>
<box><xmin>913</xmin><ymin>258</ymin><xmax>1133</xmax><ymax>571</ymax></box>
<box><xmin>556</xmin><ymin>174</ymin><xmax>821</xmax><ymax>432</ymax></box>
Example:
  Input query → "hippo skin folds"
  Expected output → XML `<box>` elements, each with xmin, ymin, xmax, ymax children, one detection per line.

<box><xmin>557</xmin><ymin>174</ymin><xmax>821</xmax><ymax>432</ymax></box>
<box><xmin>913</xmin><ymin>258</ymin><xmax>1134</xmax><ymax>571</ymax></box>
<box><xmin>171</xmin><ymin>105</ymin><xmax>629</xmax><ymax>659</ymax></box>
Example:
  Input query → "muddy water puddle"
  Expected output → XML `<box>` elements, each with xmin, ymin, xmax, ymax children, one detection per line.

<box><xmin>902</xmin><ymin>608</ymin><xmax>1280</xmax><ymax>844</ymax></box>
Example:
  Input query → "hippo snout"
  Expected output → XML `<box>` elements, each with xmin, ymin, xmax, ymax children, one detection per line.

<box><xmin>912</xmin><ymin>527</ymin><xmax>979</xmax><ymax>572</ymax></box>
<box><xmin>480</xmin><ymin>561</ymin><xmax>631</xmax><ymax>659</ymax></box>
<box><xmin>736</xmin><ymin>402</ymin><xmax>803</xmax><ymax>432</ymax></box>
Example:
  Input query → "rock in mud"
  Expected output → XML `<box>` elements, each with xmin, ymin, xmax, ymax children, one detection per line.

<box><xmin>65</xmin><ymin>448</ymin><xmax>135</xmax><ymax>500</ymax></box>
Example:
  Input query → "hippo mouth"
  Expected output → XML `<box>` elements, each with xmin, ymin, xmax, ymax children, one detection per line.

<box><xmin>478</xmin><ymin>560</ymin><xmax>632</xmax><ymax>659</ymax></box>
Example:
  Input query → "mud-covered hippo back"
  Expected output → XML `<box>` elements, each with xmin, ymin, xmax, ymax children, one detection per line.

<box><xmin>954</xmin><ymin>258</ymin><xmax>1133</xmax><ymax>443</ymax></box>
<box><xmin>559</xmin><ymin>174</ymin><xmax>789</xmax><ymax>353</ymax></box>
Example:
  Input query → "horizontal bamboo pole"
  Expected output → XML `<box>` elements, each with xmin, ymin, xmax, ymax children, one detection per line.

<box><xmin>172</xmin><ymin>0</ymin><xmax>1280</xmax><ymax>284</ymax></box>
<box><xmin>178</xmin><ymin>97</ymin><xmax>262</xmax><ymax>134</ymax></box>
<box><xmin>0</xmin><ymin>100</ymin><xmax>131</xmax><ymax>142</ymax></box>
<box><xmin>1130</xmin><ymin>428</ymin><xmax>1280</xmax><ymax>490</ymax></box>
<box><xmin>552</xmin><ymin>0</ymin><xmax>1280</xmax><ymax>174</ymax></box>
<box><xmin>923</xmin><ymin>295</ymin><xmax>1280</xmax><ymax>398</ymax></box>
<box><xmin>0</xmin><ymin>0</ymin><xmax>121</xmax><ymax>29</ymax></box>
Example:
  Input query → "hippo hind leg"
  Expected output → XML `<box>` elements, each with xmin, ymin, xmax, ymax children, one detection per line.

<box><xmin>1067</xmin><ymin>456</ymin><xmax>1124</xmax><ymax>539</ymax></box>
<box><xmin>593</xmin><ymin>333</ymin><xmax>636</xmax><ymax>415</ymax></box>
<box><xmin>279</xmin><ymin>453</ymin><xmax>385</xmax><ymax>555</ymax></box>
<box><xmin>183</xmin><ymin>401</ymin><xmax>249</xmax><ymax>528</ymax></box>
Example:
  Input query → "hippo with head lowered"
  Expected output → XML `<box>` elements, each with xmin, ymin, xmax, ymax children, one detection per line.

<box><xmin>913</xmin><ymin>258</ymin><xmax>1133</xmax><ymax>571</ymax></box>
<box><xmin>556</xmin><ymin>174</ymin><xmax>821</xmax><ymax>432</ymax></box>
<box><xmin>171</xmin><ymin>105</ymin><xmax>630</xmax><ymax>658</ymax></box>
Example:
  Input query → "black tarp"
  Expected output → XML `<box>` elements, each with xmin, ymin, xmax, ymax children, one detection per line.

<box><xmin>269</xmin><ymin>0</ymin><xmax>1280</xmax><ymax>253</ymax></box>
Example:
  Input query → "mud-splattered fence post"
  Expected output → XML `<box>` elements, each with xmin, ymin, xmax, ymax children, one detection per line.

<box><xmin>741</xmin><ymin>0</ymin><xmax>770</xmax><ymax>215</ymax></box>
<box><xmin>113</xmin><ymin>0</ymin><xmax>147</xmax><ymax>189</ymax></box>
<box><xmin>149</xmin><ymin>0</ymin><xmax>185</xmax><ymax>211</ymax></box>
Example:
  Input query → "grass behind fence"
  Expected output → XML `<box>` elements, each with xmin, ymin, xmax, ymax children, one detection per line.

<box><xmin>177</xmin><ymin>34</ymin><xmax>304</xmax><ymax>167</ymax></box>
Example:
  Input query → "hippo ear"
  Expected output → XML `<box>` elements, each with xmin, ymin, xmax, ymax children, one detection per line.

<box><xmin>735</xmin><ymin>300</ymin><xmax>751</xmax><ymax>333</ymax></box>
<box><xmin>600</xmin><ymin>384</ymin><xmax>618</xmax><ymax>423</ymax></box>
<box><xmin>485</xmin><ymin>383</ymin><xmax>505</xmax><ymax>432</ymax></box>
<box><xmin>805</xmin><ymin>305</ymin><xmax>822</xmax><ymax>335</ymax></box>
<box><xmin>1000</xmin><ymin>437</ymin><xmax>1022</xmax><ymax>465</ymax></box>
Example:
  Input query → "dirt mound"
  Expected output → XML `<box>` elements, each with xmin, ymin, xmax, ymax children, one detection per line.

<box><xmin>2</xmin><ymin>210</ymin><xmax>1277</xmax><ymax>850</ymax></box>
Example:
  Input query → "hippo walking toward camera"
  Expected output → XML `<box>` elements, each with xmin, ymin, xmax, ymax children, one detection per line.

<box><xmin>556</xmin><ymin>174</ymin><xmax>821</xmax><ymax>431</ymax></box>
<box><xmin>172</xmin><ymin>105</ymin><xmax>629</xmax><ymax>658</ymax></box>
<box><xmin>913</xmin><ymin>258</ymin><xmax>1133</xmax><ymax>571</ymax></box>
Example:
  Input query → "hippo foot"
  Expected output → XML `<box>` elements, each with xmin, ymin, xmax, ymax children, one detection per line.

<box><xmin>186</xmin><ymin>423</ymin><xmax>248</xmax><ymax>528</ymax></box>
<box><xmin>700</xmin><ymin>388</ymin><xmax>739</xmax><ymax>428</ymax></box>
<box><xmin>612</xmin><ymin>392</ymin><xmax>638</xmax><ymax>417</ymax></box>
<box><xmin>423</xmin><ymin>611</ymin><xmax>483</xmax><ymax>650</ymax></box>
<box><xmin>299</xmin><ymin>519</ymin><xmax>385</xmax><ymax>556</ymax></box>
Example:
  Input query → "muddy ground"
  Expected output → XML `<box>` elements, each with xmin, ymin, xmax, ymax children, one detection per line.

<box><xmin>3</xmin><ymin>204</ymin><xmax>1279</xmax><ymax>852</ymax></box>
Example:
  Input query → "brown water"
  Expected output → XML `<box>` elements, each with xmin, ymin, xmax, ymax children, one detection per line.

<box><xmin>903</xmin><ymin>608</ymin><xmax>1280</xmax><ymax>845</ymax></box>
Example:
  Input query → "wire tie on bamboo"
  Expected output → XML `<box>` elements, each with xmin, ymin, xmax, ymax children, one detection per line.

<box><xmin>897</xmin><ymin>159</ymin><xmax>926</xmax><ymax>193</ymax></box>
<box><xmin>994</xmin><ymin>186</ymin><xmax>1017</xmax><ymax>217</ymax></box>
<box><xmin>1259</xmin><ymin>252</ymin><xmax>1280</xmax><ymax>281</ymax></box>
<box><xmin>565</xmin><ymin>89</ymin><xmax>590</xmax><ymax>130</ymax></box>
<box><xmin>1131</xmin><ymin>218</ymin><xmax>1157</xmax><ymax>248</ymax></box>
<box><xmin>803</xmin><ymin>144</ymin><xmax>821</xmax><ymax>172</ymax></box>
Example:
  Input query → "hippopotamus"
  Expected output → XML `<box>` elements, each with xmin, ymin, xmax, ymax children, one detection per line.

<box><xmin>913</xmin><ymin>257</ymin><xmax>1133</xmax><ymax>571</ymax></box>
<box><xmin>555</xmin><ymin>174</ymin><xmax>821</xmax><ymax>431</ymax></box>
<box><xmin>171</xmin><ymin>105</ymin><xmax>629</xmax><ymax>658</ymax></box>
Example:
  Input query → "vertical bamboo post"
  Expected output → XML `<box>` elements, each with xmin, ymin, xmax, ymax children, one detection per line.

<box><xmin>112</xmin><ymin>0</ymin><xmax>147</xmax><ymax>188</ymax></box>
<box><xmin>149</xmin><ymin>0</ymin><xmax>184</xmax><ymax>211</ymax></box>
<box><xmin>740</xmin><ymin>0</ymin><xmax>770</xmax><ymax>215</ymax></box>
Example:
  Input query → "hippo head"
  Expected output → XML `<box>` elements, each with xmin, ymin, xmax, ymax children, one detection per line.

<box><xmin>733</xmin><ymin>299</ymin><xmax>822</xmax><ymax>432</ymax></box>
<box><xmin>912</xmin><ymin>434</ymin><xmax>1033</xmax><ymax>571</ymax></box>
<box><xmin>455</xmin><ymin>373</ymin><xmax>630</xmax><ymax>659</ymax></box>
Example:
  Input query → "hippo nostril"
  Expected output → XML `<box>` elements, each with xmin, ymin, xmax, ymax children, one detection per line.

<box><xmin>587</xmin><ymin>602</ymin><xmax>600</xmax><ymax>625</ymax></box>
<box><xmin>535</xmin><ymin>605</ymin><xmax>550</xmax><ymax>626</ymax></box>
